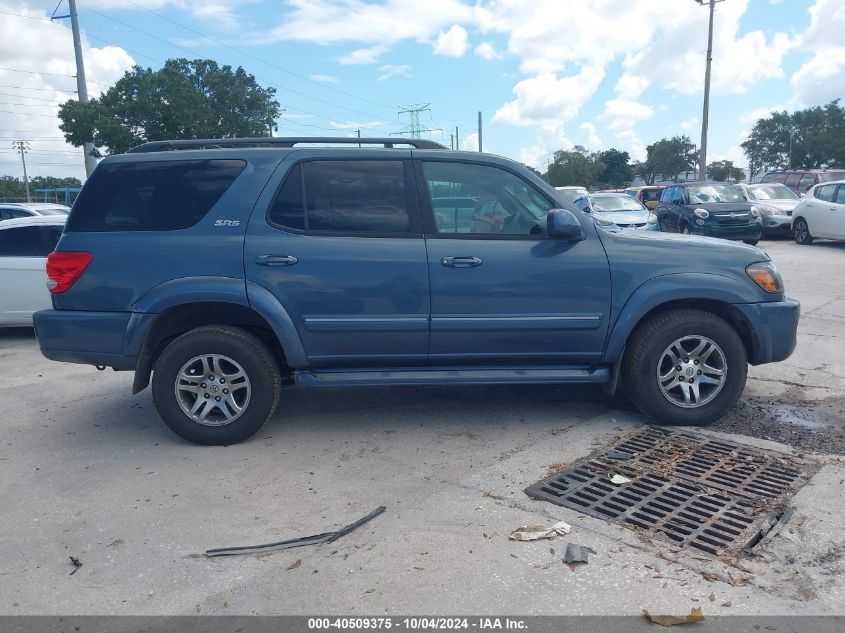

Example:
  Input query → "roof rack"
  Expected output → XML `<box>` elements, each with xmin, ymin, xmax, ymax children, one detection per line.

<box><xmin>126</xmin><ymin>137</ymin><xmax>448</xmax><ymax>153</ymax></box>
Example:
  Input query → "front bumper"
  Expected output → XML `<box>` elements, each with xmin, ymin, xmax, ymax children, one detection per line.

<box><xmin>733</xmin><ymin>298</ymin><xmax>800</xmax><ymax>365</ymax></box>
<box><xmin>693</xmin><ymin>220</ymin><xmax>763</xmax><ymax>241</ymax></box>
<box><xmin>33</xmin><ymin>309</ymin><xmax>139</xmax><ymax>370</ymax></box>
<box><xmin>761</xmin><ymin>214</ymin><xmax>792</xmax><ymax>234</ymax></box>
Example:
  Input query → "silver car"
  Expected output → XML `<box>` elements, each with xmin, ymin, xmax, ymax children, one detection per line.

<box><xmin>737</xmin><ymin>183</ymin><xmax>800</xmax><ymax>237</ymax></box>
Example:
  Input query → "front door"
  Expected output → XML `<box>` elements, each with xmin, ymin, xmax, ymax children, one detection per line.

<box><xmin>417</xmin><ymin>158</ymin><xmax>611</xmax><ymax>366</ymax></box>
<box><xmin>245</xmin><ymin>154</ymin><xmax>430</xmax><ymax>367</ymax></box>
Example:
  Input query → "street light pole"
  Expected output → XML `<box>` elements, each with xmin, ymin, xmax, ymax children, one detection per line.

<box><xmin>66</xmin><ymin>0</ymin><xmax>98</xmax><ymax>177</ymax></box>
<box><xmin>695</xmin><ymin>0</ymin><xmax>723</xmax><ymax>181</ymax></box>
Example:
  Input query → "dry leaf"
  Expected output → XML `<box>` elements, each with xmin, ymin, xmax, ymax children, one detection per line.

<box><xmin>223</xmin><ymin>601</ymin><xmax>229</xmax><ymax>608</ymax></box>
<box><xmin>721</xmin><ymin>601</ymin><xmax>732</xmax><ymax>607</ymax></box>
<box><xmin>642</xmin><ymin>606</ymin><xmax>704</xmax><ymax>626</ymax></box>
<box><xmin>366</xmin><ymin>544</ymin><xmax>376</xmax><ymax>551</ymax></box>
<box><xmin>708</xmin><ymin>592</ymin><xmax>715</xmax><ymax>602</ymax></box>
<box><xmin>287</xmin><ymin>559</ymin><xmax>301</xmax><ymax>570</ymax></box>
<box><xmin>728</xmin><ymin>574</ymin><xmax>748</xmax><ymax>587</ymax></box>
<box><xmin>365</xmin><ymin>588</ymin><xmax>375</xmax><ymax>594</ymax></box>
<box><xmin>700</xmin><ymin>571</ymin><xmax>721</xmax><ymax>582</ymax></box>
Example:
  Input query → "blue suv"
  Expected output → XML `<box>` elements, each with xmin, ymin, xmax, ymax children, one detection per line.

<box><xmin>34</xmin><ymin>137</ymin><xmax>800</xmax><ymax>445</ymax></box>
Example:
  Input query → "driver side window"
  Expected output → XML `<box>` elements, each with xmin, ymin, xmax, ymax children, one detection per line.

<box><xmin>422</xmin><ymin>161</ymin><xmax>552</xmax><ymax>236</ymax></box>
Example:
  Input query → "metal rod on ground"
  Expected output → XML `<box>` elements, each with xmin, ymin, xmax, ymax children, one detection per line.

<box><xmin>477</xmin><ymin>112</ymin><xmax>482</xmax><ymax>152</ymax></box>
<box><xmin>12</xmin><ymin>141</ymin><xmax>31</xmax><ymax>202</ymax></box>
<box><xmin>695</xmin><ymin>0</ymin><xmax>722</xmax><ymax>181</ymax></box>
<box><xmin>67</xmin><ymin>0</ymin><xmax>98</xmax><ymax>177</ymax></box>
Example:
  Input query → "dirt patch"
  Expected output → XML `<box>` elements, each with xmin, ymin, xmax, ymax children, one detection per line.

<box><xmin>712</xmin><ymin>393</ymin><xmax>845</xmax><ymax>455</ymax></box>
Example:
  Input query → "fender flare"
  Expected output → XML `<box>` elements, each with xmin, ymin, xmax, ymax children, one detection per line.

<box><xmin>602</xmin><ymin>272</ymin><xmax>758</xmax><ymax>364</ymax></box>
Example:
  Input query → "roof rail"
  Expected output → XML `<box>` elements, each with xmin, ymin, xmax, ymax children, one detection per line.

<box><xmin>126</xmin><ymin>137</ymin><xmax>448</xmax><ymax>153</ymax></box>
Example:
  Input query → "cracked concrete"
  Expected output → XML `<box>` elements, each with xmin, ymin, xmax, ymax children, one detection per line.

<box><xmin>0</xmin><ymin>237</ymin><xmax>843</xmax><ymax>616</ymax></box>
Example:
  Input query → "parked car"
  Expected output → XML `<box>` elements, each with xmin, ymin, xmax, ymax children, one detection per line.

<box><xmin>0</xmin><ymin>202</ymin><xmax>70</xmax><ymax>221</ymax></box>
<box><xmin>0</xmin><ymin>215</ymin><xmax>66</xmax><ymax>326</ymax></box>
<box><xmin>737</xmin><ymin>183</ymin><xmax>800</xmax><ymax>237</ymax></box>
<box><xmin>572</xmin><ymin>192</ymin><xmax>659</xmax><ymax>231</ymax></box>
<box><xmin>791</xmin><ymin>180</ymin><xmax>845</xmax><ymax>244</ymax></box>
<box><xmin>34</xmin><ymin>137</ymin><xmax>798</xmax><ymax>445</ymax></box>
<box><xmin>656</xmin><ymin>182</ymin><xmax>763</xmax><ymax>245</ymax></box>
<box><xmin>761</xmin><ymin>169</ymin><xmax>845</xmax><ymax>195</ymax></box>
<box><xmin>554</xmin><ymin>186</ymin><xmax>589</xmax><ymax>203</ymax></box>
<box><xmin>624</xmin><ymin>186</ymin><xmax>665</xmax><ymax>210</ymax></box>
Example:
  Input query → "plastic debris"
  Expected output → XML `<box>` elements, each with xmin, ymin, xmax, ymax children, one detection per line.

<box><xmin>642</xmin><ymin>607</ymin><xmax>704</xmax><ymax>626</ymax></box>
<box><xmin>562</xmin><ymin>543</ymin><xmax>596</xmax><ymax>564</ymax></box>
<box><xmin>606</xmin><ymin>449</ymin><xmax>634</xmax><ymax>460</ymax></box>
<box><xmin>610</xmin><ymin>473</ymin><xmax>632</xmax><ymax>485</ymax></box>
<box><xmin>68</xmin><ymin>556</ymin><xmax>83</xmax><ymax>576</ymax></box>
<box><xmin>206</xmin><ymin>506</ymin><xmax>386</xmax><ymax>557</ymax></box>
<box><xmin>509</xmin><ymin>520</ymin><xmax>572</xmax><ymax>541</ymax></box>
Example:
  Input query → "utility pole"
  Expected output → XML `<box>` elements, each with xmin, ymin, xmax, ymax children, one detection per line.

<box><xmin>788</xmin><ymin>129</ymin><xmax>794</xmax><ymax>169</ymax></box>
<box><xmin>450</xmin><ymin>134</ymin><xmax>454</xmax><ymax>150</ymax></box>
<box><xmin>477</xmin><ymin>111</ymin><xmax>483</xmax><ymax>152</ymax></box>
<box><xmin>357</xmin><ymin>129</ymin><xmax>361</xmax><ymax>147</ymax></box>
<box><xmin>53</xmin><ymin>0</ymin><xmax>97</xmax><ymax>177</ymax></box>
<box><xmin>12</xmin><ymin>141</ymin><xmax>32</xmax><ymax>202</ymax></box>
<box><xmin>694</xmin><ymin>0</ymin><xmax>723</xmax><ymax>181</ymax></box>
<box><xmin>455</xmin><ymin>126</ymin><xmax>459</xmax><ymax>150</ymax></box>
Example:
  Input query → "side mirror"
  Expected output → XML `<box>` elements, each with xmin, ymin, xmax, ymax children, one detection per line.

<box><xmin>547</xmin><ymin>208</ymin><xmax>586</xmax><ymax>241</ymax></box>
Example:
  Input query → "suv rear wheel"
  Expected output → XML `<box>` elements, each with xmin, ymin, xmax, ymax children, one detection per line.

<box><xmin>152</xmin><ymin>326</ymin><xmax>281</xmax><ymax>445</ymax></box>
<box><xmin>622</xmin><ymin>309</ymin><xmax>747</xmax><ymax>426</ymax></box>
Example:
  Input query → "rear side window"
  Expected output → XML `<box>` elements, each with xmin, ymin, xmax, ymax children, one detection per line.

<box><xmin>798</xmin><ymin>174</ymin><xmax>815</xmax><ymax>191</ymax></box>
<box><xmin>0</xmin><ymin>226</ymin><xmax>50</xmax><ymax>257</ymax></box>
<box><xmin>835</xmin><ymin>187</ymin><xmax>845</xmax><ymax>204</ymax></box>
<box><xmin>269</xmin><ymin>160</ymin><xmax>411</xmax><ymax>234</ymax></box>
<box><xmin>816</xmin><ymin>184</ymin><xmax>836</xmax><ymax>201</ymax></box>
<box><xmin>67</xmin><ymin>159</ymin><xmax>245</xmax><ymax>232</ymax></box>
<box><xmin>783</xmin><ymin>173</ymin><xmax>801</xmax><ymax>188</ymax></box>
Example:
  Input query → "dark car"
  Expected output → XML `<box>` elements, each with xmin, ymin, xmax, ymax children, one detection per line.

<box><xmin>761</xmin><ymin>169</ymin><xmax>845</xmax><ymax>195</ymax></box>
<box><xmin>656</xmin><ymin>182</ymin><xmax>763</xmax><ymax>245</ymax></box>
<box><xmin>33</xmin><ymin>137</ymin><xmax>798</xmax><ymax>445</ymax></box>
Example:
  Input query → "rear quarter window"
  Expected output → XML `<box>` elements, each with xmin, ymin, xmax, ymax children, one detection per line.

<box><xmin>66</xmin><ymin>159</ymin><xmax>245</xmax><ymax>232</ymax></box>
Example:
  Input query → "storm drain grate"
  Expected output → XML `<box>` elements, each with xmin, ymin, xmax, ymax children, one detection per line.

<box><xmin>525</xmin><ymin>427</ymin><xmax>820</xmax><ymax>556</ymax></box>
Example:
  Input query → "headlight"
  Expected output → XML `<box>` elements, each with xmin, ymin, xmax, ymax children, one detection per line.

<box><xmin>750</xmin><ymin>205</ymin><xmax>760</xmax><ymax>218</ymax></box>
<box><xmin>593</xmin><ymin>215</ymin><xmax>616</xmax><ymax>227</ymax></box>
<box><xmin>746</xmin><ymin>261</ymin><xmax>783</xmax><ymax>294</ymax></box>
<box><xmin>647</xmin><ymin>213</ymin><xmax>658</xmax><ymax>224</ymax></box>
<box><xmin>756</xmin><ymin>204</ymin><xmax>778</xmax><ymax>216</ymax></box>
<box><xmin>694</xmin><ymin>208</ymin><xmax>709</xmax><ymax>219</ymax></box>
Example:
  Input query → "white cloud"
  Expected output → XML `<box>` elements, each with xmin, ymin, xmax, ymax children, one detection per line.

<box><xmin>493</xmin><ymin>65</ymin><xmax>606</xmax><ymax>129</ymax></box>
<box><xmin>329</xmin><ymin>120</ymin><xmax>386</xmax><ymax>129</ymax></box>
<box><xmin>679</xmin><ymin>116</ymin><xmax>700</xmax><ymax>130</ymax></box>
<box><xmin>788</xmin><ymin>0</ymin><xmax>845</xmax><ymax>106</ymax></box>
<box><xmin>433</xmin><ymin>25</ymin><xmax>469</xmax><ymax>57</ymax></box>
<box><xmin>579</xmin><ymin>122</ymin><xmax>602</xmax><ymax>149</ymax></box>
<box><xmin>474</xmin><ymin>41</ymin><xmax>502</xmax><ymax>60</ymax></box>
<box><xmin>309</xmin><ymin>74</ymin><xmax>340</xmax><ymax>84</ymax></box>
<box><xmin>738</xmin><ymin>106</ymin><xmax>787</xmax><ymax>124</ymax></box>
<box><xmin>377</xmin><ymin>64</ymin><xmax>412</xmax><ymax>81</ymax></box>
<box><xmin>461</xmin><ymin>131</ymin><xmax>480</xmax><ymax>152</ymax></box>
<box><xmin>338</xmin><ymin>45</ymin><xmax>388</xmax><ymax>65</ymax></box>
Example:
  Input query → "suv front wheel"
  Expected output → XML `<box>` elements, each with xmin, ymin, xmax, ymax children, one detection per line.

<box><xmin>622</xmin><ymin>309</ymin><xmax>747</xmax><ymax>426</ymax></box>
<box><xmin>152</xmin><ymin>326</ymin><xmax>281</xmax><ymax>445</ymax></box>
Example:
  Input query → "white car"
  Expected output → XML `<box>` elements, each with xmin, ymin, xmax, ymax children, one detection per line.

<box><xmin>737</xmin><ymin>182</ymin><xmax>800</xmax><ymax>237</ymax></box>
<box><xmin>0</xmin><ymin>215</ymin><xmax>66</xmax><ymax>326</ymax></box>
<box><xmin>555</xmin><ymin>186</ymin><xmax>589</xmax><ymax>203</ymax></box>
<box><xmin>0</xmin><ymin>202</ymin><xmax>71</xmax><ymax>221</ymax></box>
<box><xmin>791</xmin><ymin>180</ymin><xmax>845</xmax><ymax>244</ymax></box>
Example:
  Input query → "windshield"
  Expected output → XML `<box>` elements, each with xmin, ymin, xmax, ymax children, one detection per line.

<box><xmin>747</xmin><ymin>185</ymin><xmax>799</xmax><ymax>201</ymax></box>
<box><xmin>688</xmin><ymin>184</ymin><xmax>744</xmax><ymax>204</ymax></box>
<box><xmin>591</xmin><ymin>195</ymin><xmax>646</xmax><ymax>213</ymax></box>
<box><xmin>818</xmin><ymin>171</ymin><xmax>845</xmax><ymax>183</ymax></box>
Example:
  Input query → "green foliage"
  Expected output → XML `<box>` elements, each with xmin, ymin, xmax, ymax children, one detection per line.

<box><xmin>544</xmin><ymin>146</ymin><xmax>605</xmax><ymax>188</ymax></box>
<box><xmin>641</xmin><ymin>136</ymin><xmax>698</xmax><ymax>183</ymax></box>
<box><xmin>58</xmin><ymin>58</ymin><xmax>281</xmax><ymax>155</ymax></box>
<box><xmin>741</xmin><ymin>100</ymin><xmax>845</xmax><ymax>178</ymax></box>
<box><xmin>706</xmin><ymin>160</ymin><xmax>746</xmax><ymax>182</ymax></box>
<box><xmin>0</xmin><ymin>175</ymin><xmax>82</xmax><ymax>202</ymax></box>
<box><xmin>597</xmin><ymin>149</ymin><xmax>634</xmax><ymax>188</ymax></box>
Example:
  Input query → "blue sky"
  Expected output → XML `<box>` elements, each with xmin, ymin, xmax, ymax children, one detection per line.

<box><xmin>0</xmin><ymin>0</ymin><xmax>842</xmax><ymax>180</ymax></box>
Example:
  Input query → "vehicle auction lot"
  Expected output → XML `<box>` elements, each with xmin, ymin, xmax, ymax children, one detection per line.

<box><xmin>1</xmin><ymin>239</ymin><xmax>843</xmax><ymax>616</ymax></box>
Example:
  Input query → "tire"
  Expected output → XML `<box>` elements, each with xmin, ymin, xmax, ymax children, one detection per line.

<box><xmin>622</xmin><ymin>309</ymin><xmax>747</xmax><ymax>426</ymax></box>
<box><xmin>743</xmin><ymin>239</ymin><xmax>759</xmax><ymax>246</ymax></box>
<box><xmin>681</xmin><ymin>226</ymin><xmax>690</xmax><ymax>235</ymax></box>
<box><xmin>152</xmin><ymin>326</ymin><xmax>281</xmax><ymax>445</ymax></box>
<box><xmin>793</xmin><ymin>218</ymin><xmax>814</xmax><ymax>245</ymax></box>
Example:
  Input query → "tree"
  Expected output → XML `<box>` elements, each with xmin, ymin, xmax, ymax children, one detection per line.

<box><xmin>544</xmin><ymin>146</ymin><xmax>605</xmax><ymax>188</ymax></box>
<box><xmin>706</xmin><ymin>160</ymin><xmax>746</xmax><ymax>182</ymax></box>
<box><xmin>741</xmin><ymin>100</ymin><xmax>845</xmax><ymax>175</ymax></box>
<box><xmin>58</xmin><ymin>58</ymin><xmax>281</xmax><ymax>155</ymax></box>
<box><xmin>597</xmin><ymin>149</ymin><xmax>633</xmax><ymax>188</ymax></box>
<box><xmin>643</xmin><ymin>136</ymin><xmax>697</xmax><ymax>182</ymax></box>
<box><xmin>0</xmin><ymin>175</ymin><xmax>82</xmax><ymax>202</ymax></box>
<box><xmin>633</xmin><ymin>159</ymin><xmax>657</xmax><ymax>186</ymax></box>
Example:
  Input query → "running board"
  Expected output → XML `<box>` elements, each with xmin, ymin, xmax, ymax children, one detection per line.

<box><xmin>295</xmin><ymin>366</ymin><xmax>610</xmax><ymax>388</ymax></box>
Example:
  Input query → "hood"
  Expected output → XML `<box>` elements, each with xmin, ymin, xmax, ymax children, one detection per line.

<box><xmin>594</xmin><ymin>210</ymin><xmax>651</xmax><ymax>224</ymax></box>
<box><xmin>684</xmin><ymin>201</ymin><xmax>751</xmax><ymax>213</ymax></box>
<box><xmin>754</xmin><ymin>199</ymin><xmax>799</xmax><ymax>213</ymax></box>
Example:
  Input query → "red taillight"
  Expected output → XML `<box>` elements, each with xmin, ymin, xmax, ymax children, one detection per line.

<box><xmin>46</xmin><ymin>251</ymin><xmax>92</xmax><ymax>294</ymax></box>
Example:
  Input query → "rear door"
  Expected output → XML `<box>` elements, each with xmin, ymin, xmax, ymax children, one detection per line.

<box><xmin>244</xmin><ymin>153</ymin><xmax>430</xmax><ymax>368</ymax></box>
<box><xmin>417</xmin><ymin>157</ymin><xmax>611</xmax><ymax>366</ymax></box>
<box><xmin>0</xmin><ymin>225</ymin><xmax>54</xmax><ymax>324</ymax></box>
<box><xmin>657</xmin><ymin>186</ymin><xmax>681</xmax><ymax>231</ymax></box>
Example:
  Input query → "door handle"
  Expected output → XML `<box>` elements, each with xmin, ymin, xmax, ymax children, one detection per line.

<box><xmin>441</xmin><ymin>256</ymin><xmax>482</xmax><ymax>268</ymax></box>
<box><xmin>256</xmin><ymin>254</ymin><xmax>298</xmax><ymax>266</ymax></box>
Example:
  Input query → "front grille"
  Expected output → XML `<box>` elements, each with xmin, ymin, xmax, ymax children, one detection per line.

<box><xmin>617</xmin><ymin>222</ymin><xmax>647</xmax><ymax>228</ymax></box>
<box><xmin>714</xmin><ymin>213</ymin><xmax>752</xmax><ymax>225</ymax></box>
<box><xmin>525</xmin><ymin>428</ymin><xmax>819</xmax><ymax>556</ymax></box>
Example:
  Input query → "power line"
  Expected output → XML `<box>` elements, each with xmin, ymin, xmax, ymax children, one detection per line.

<box><xmin>0</xmin><ymin>84</ymin><xmax>76</xmax><ymax>93</ymax></box>
<box><xmin>0</xmin><ymin>66</ymin><xmax>76</xmax><ymax>78</ymax></box>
